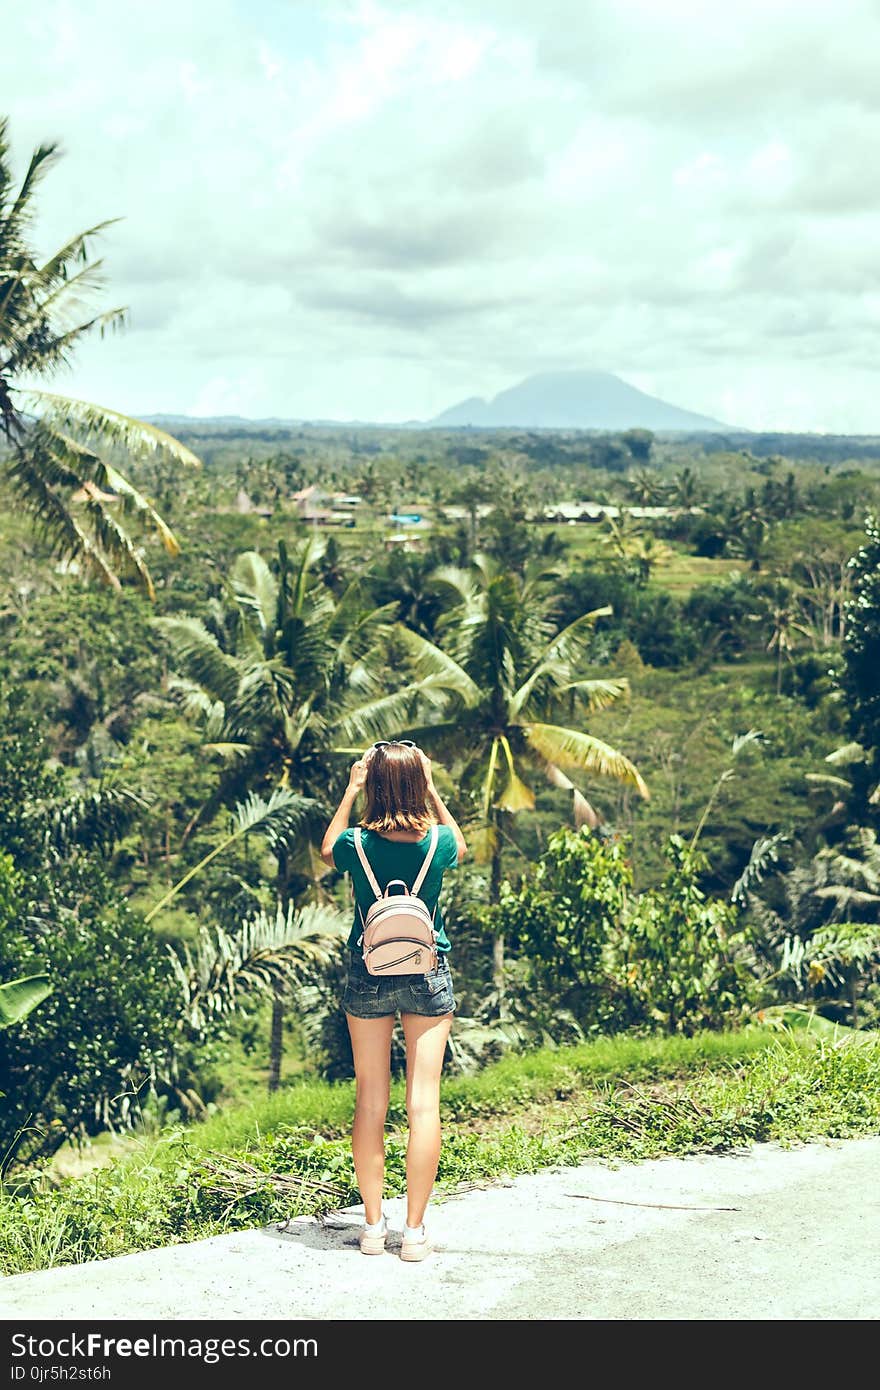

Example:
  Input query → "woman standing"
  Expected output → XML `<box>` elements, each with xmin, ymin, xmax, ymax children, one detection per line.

<box><xmin>320</xmin><ymin>741</ymin><xmax>467</xmax><ymax>1262</ymax></box>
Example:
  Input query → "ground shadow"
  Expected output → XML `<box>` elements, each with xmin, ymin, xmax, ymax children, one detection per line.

<box><xmin>256</xmin><ymin>1215</ymin><xmax>406</xmax><ymax>1256</ymax></box>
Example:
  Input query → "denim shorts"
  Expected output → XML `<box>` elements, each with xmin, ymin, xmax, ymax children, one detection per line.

<box><xmin>342</xmin><ymin>948</ymin><xmax>456</xmax><ymax>1019</ymax></box>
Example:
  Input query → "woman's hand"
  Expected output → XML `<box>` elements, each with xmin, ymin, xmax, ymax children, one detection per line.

<box><xmin>347</xmin><ymin>759</ymin><xmax>368</xmax><ymax>793</ymax></box>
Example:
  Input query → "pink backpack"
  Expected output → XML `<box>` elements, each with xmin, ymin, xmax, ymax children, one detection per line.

<box><xmin>354</xmin><ymin>825</ymin><xmax>440</xmax><ymax>976</ymax></box>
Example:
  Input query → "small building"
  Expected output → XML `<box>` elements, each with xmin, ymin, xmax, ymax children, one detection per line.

<box><xmin>385</xmin><ymin>532</ymin><xmax>425</xmax><ymax>553</ymax></box>
<box><xmin>303</xmin><ymin>508</ymin><xmax>356</xmax><ymax>528</ymax></box>
<box><xmin>541</xmin><ymin>502</ymin><xmax>686</xmax><ymax>524</ymax></box>
<box><xmin>440</xmin><ymin>504</ymin><xmax>495</xmax><ymax>521</ymax></box>
<box><xmin>542</xmin><ymin>502</ymin><xmax>615</xmax><ymax>523</ymax></box>
<box><xmin>232</xmin><ymin>489</ymin><xmax>272</xmax><ymax>517</ymax></box>
<box><xmin>291</xmin><ymin>485</ymin><xmax>327</xmax><ymax>518</ymax></box>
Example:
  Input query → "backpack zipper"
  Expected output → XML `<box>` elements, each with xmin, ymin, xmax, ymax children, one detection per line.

<box><xmin>366</xmin><ymin>943</ymin><xmax>433</xmax><ymax>971</ymax></box>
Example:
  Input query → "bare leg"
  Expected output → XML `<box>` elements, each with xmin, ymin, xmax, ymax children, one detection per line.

<box><xmin>347</xmin><ymin>1013</ymin><xmax>395</xmax><ymax>1225</ymax></box>
<box><xmin>401</xmin><ymin>1011</ymin><xmax>452</xmax><ymax>1228</ymax></box>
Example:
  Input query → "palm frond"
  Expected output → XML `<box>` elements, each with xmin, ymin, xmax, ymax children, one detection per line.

<box><xmin>731</xmin><ymin>728</ymin><xmax>765</xmax><ymax>757</ymax></box>
<box><xmin>523</xmin><ymin>722</ymin><xmax>649</xmax><ymax>798</ymax></box>
<box><xmin>543</xmin><ymin>760</ymin><xmax>602</xmax><ymax>828</ymax></box>
<box><xmin>170</xmin><ymin>900</ymin><xmax>348</xmax><ymax>1034</ymax></box>
<box><xmin>156</xmin><ymin>617</ymin><xmax>242</xmax><ymax>705</ymax></box>
<box><xmin>540</xmin><ymin>606</ymin><xmax>612</xmax><ymax>663</ymax></box>
<box><xmin>23</xmin><ymin>392</ymin><xmax>201</xmax><ymax>468</ymax></box>
<box><xmin>235</xmin><ymin>657</ymin><xmax>298</xmax><ymax>732</ymax></box>
<box><xmin>730</xmin><ymin>832</ymin><xmax>789</xmax><ymax>904</ymax></box>
<box><xmin>1</xmin><ymin>138</ymin><xmax>60</xmax><ymax>237</ymax></box>
<box><xmin>95</xmin><ymin>460</ymin><xmax>180</xmax><ymax>555</ymax></box>
<box><xmin>202</xmin><ymin>741</ymin><xmax>254</xmax><ymax>761</ymax></box>
<box><xmin>3</xmin><ymin>260</ymin><xmax>105</xmax><ymax>363</ymax></box>
<box><xmin>494</xmin><ymin>735</ymin><xmax>535</xmax><ymax>813</ymax></box>
<box><xmin>805</xmin><ymin>773</ymin><xmax>854</xmax><ymax>793</ymax></box>
<box><xmin>232</xmin><ymin>551</ymin><xmax>277</xmax><ymax>634</ymax></box>
<box><xmin>279</xmin><ymin>535</ymin><xmax>323</xmax><ymax>622</ymax></box>
<box><xmin>36</xmin><ymin>221</ymin><xmax>121</xmax><ymax>289</ymax></box>
<box><xmin>445</xmin><ymin>1014</ymin><xmax>527</xmax><ymax>1072</ymax></box>
<box><xmin>559</xmin><ymin>678</ymin><xmax>630</xmax><ymax>711</ymax></box>
<box><xmin>145</xmin><ymin>788</ymin><xmax>317</xmax><ymax>924</ymax></box>
<box><xmin>4</xmin><ymin>307</ymin><xmax>125</xmax><ymax>379</ymax></box>
<box><xmin>332</xmin><ymin>685</ymin><xmax>425</xmax><ymax>745</ymax></box>
<box><xmin>825</xmin><ymin>743</ymin><xmax>868</xmax><ymax>767</ymax></box>
<box><xmin>3</xmin><ymin>421</ymin><xmax>177</xmax><ymax>595</ymax></box>
<box><xmin>429</xmin><ymin>565</ymin><xmax>482</xmax><ymax>607</ymax></box>
<box><xmin>393</xmin><ymin>625</ymin><xmax>481</xmax><ymax>703</ymax></box>
<box><xmin>4</xmin><ymin>441</ymin><xmax>123</xmax><ymax>588</ymax></box>
<box><xmin>0</xmin><ymin>975</ymin><xmax>52</xmax><ymax>1028</ymax></box>
<box><xmin>166</xmin><ymin>676</ymin><xmax>226</xmax><ymax>726</ymax></box>
<box><xmin>232</xmin><ymin>787</ymin><xmax>316</xmax><ymax>852</ymax></box>
<box><xmin>79</xmin><ymin>492</ymin><xmax>157</xmax><ymax>599</ymax></box>
<box><xmin>45</xmin><ymin>786</ymin><xmax>149</xmax><ymax>856</ymax></box>
<box><xmin>812</xmin><ymin>886</ymin><xmax>880</xmax><ymax>908</ymax></box>
<box><xmin>482</xmin><ymin>737</ymin><xmax>501</xmax><ymax>821</ymax></box>
<box><xmin>332</xmin><ymin>601</ymin><xmax>398</xmax><ymax>669</ymax></box>
<box><xmin>810</xmin><ymin>921</ymin><xmax>880</xmax><ymax>971</ymax></box>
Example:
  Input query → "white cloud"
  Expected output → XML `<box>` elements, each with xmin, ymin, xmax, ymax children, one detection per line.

<box><xmin>2</xmin><ymin>0</ymin><xmax>879</xmax><ymax>429</ymax></box>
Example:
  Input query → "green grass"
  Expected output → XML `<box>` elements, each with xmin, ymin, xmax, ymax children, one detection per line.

<box><xmin>650</xmin><ymin>552</ymin><xmax>742</xmax><ymax>596</ymax></box>
<box><xmin>3</xmin><ymin>1027</ymin><xmax>878</xmax><ymax>1277</ymax></box>
<box><xmin>542</xmin><ymin>524</ymin><xmax>742</xmax><ymax>594</ymax></box>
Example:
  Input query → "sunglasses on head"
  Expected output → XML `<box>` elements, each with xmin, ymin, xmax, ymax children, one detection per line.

<box><xmin>369</xmin><ymin>739</ymin><xmax>417</xmax><ymax>750</ymax></box>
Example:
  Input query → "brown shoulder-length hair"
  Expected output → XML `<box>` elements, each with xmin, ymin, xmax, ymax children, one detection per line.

<box><xmin>361</xmin><ymin>744</ymin><xmax>432</xmax><ymax>836</ymax></box>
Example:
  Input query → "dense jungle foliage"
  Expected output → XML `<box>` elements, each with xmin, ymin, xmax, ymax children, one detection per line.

<box><xmin>2</xmin><ymin>417</ymin><xmax>879</xmax><ymax>1166</ymax></box>
<box><xmin>2</xmin><ymin>118</ymin><xmax>879</xmax><ymax>1173</ymax></box>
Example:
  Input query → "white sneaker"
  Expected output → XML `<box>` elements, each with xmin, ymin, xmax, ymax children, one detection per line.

<box><xmin>359</xmin><ymin>1214</ymin><xmax>388</xmax><ymax>1255</ymax></box>
<box><xmin>400</xmin><ymin>1223</ymin><xmax>433</xmax><ymax>1262</ymax></box>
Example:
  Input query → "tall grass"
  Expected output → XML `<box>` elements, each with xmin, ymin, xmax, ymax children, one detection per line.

<box><xmin>169</xmin><ymin>1028</ymin><xmax>776</xmax><ymax>1160</ymax></box>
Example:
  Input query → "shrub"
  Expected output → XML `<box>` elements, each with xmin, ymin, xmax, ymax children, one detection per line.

<box><xmin>0</xmin><ymin>699</ymin><xmax>180</xmax><ymax>1165</ymax></box>
<box><xmin>619</xmin><ymin>835</ymin><xmax>755</xmax><ymax>1033</ymax></box>
<box><xmin>501</xmin><ymin>828</ymin><xmax>631</xmax><ymax>1032</ymax></box>
<box><xmin>0</xmin><ymin>861</ymin><xmax>179</xmax><ymax>1165</ymax></box>
<box><xmin>500</xmin><ymin>828</ymin><xmax>755</xmax><ymax>1036</ymax></box>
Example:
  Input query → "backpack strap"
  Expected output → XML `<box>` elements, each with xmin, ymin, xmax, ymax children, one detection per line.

<box><xmin>353</xmin><ymin>828</ymin><xmax>383</xmax><ymax>900</ymax></box>
<box><xmin>354</xmin><ymin>823</ymin><xmax>440</xmax><ymax>900</ymax></box>
<box><xmin>411</xmin><ymin>824</ymin><xmax>440</xmax><ymax>896</ymax></box>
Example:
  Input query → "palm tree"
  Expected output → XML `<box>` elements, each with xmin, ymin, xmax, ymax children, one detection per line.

<box><xmin>781</xmin><ymin>828</ymin><xmax>880</xmax><ymax>1027</ymax></box>
<box><xmin>144</xmin><ymin>788</ymin><xmax>317</xmax><ymax>924</ymax></box>
<box><xmin>371</xmin><ymin>551</ymin><xmax>447</xmax><ymax>637</ymax></box>
<box><xmin>600</xmin><ymin>509</ymin><xmax>644</xmax><ymax>563</ymax></box>
<box><xmin>625</xmin><ymin>470</ymin><xmax>668</xmax><ymax>506</ymax></box>
<box><xmin>600</xmin><ymin>511</ymin><xmax>672</xmax><ymax>584</ymax></box>
<box><xmin>0</xmin><ymin>118</ymin><xmax>197</xmax><ymax>598</ymax></box>
<box><xmin>448</xmin><ymin>476</ymin><xmax>495</xmax><ymax>555</ymax></box>
<box><xmin>159</xmin><ymin>538</ymin><xmax>470</xmax><ymax>1085</ymax></box>
<box><xmin>727</xmin><ymin>513</ymin><xmax>768</xmax><ymax>571</ymax></box>
<box><xmin>670</xmin><ymin>467</ymin><xmax>702</xmax><ymax>509</ymax></box>
<box><xmin>724</xmin><ymin>488</ymin><xmax>772</xmax><ymax>572</ymax></box>
<box><xmin>399</xmin><ymin>556</ymin><xmax>649</xmax><ymax>991</ymax></box>
<box><xmin>766</xmin><ymin>591</ymin><xmax>814</xmax><ymax>695</ymax></box>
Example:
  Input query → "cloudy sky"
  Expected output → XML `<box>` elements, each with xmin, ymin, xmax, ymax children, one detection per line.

<box><xmin>3</xmin><ymin>0</ymin><xmax>880</xmax><ymax>430</ymax></box>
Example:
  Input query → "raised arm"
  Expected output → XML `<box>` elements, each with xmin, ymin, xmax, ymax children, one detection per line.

<box><xmin>320</xmin><ymin>760</ymin><xmax>367</xmax><ymax>866</ymax></box>
<box><xmin>420</xmin><ymin>751</ymin><xmax>467</xmax><ymax>861</ymax></box>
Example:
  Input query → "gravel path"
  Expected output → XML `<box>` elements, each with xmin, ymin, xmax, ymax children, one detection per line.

<box><xmin>2</xmin><ymin>1136</ymin><xmax>879</xmax><ymax>1320</ymax></box>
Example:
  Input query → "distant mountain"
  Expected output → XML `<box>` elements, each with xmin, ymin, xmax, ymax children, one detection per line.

<box><xmin>428</xmin><ymin>370</ymin><xmax>729</xmax><ymax>431</ymax></box>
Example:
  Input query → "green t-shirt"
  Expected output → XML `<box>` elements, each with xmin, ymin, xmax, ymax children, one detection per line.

<box><xmin>332</xmin><ymin>824</ymin><xmax>459</xmax><ymax>953</ymax></box>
